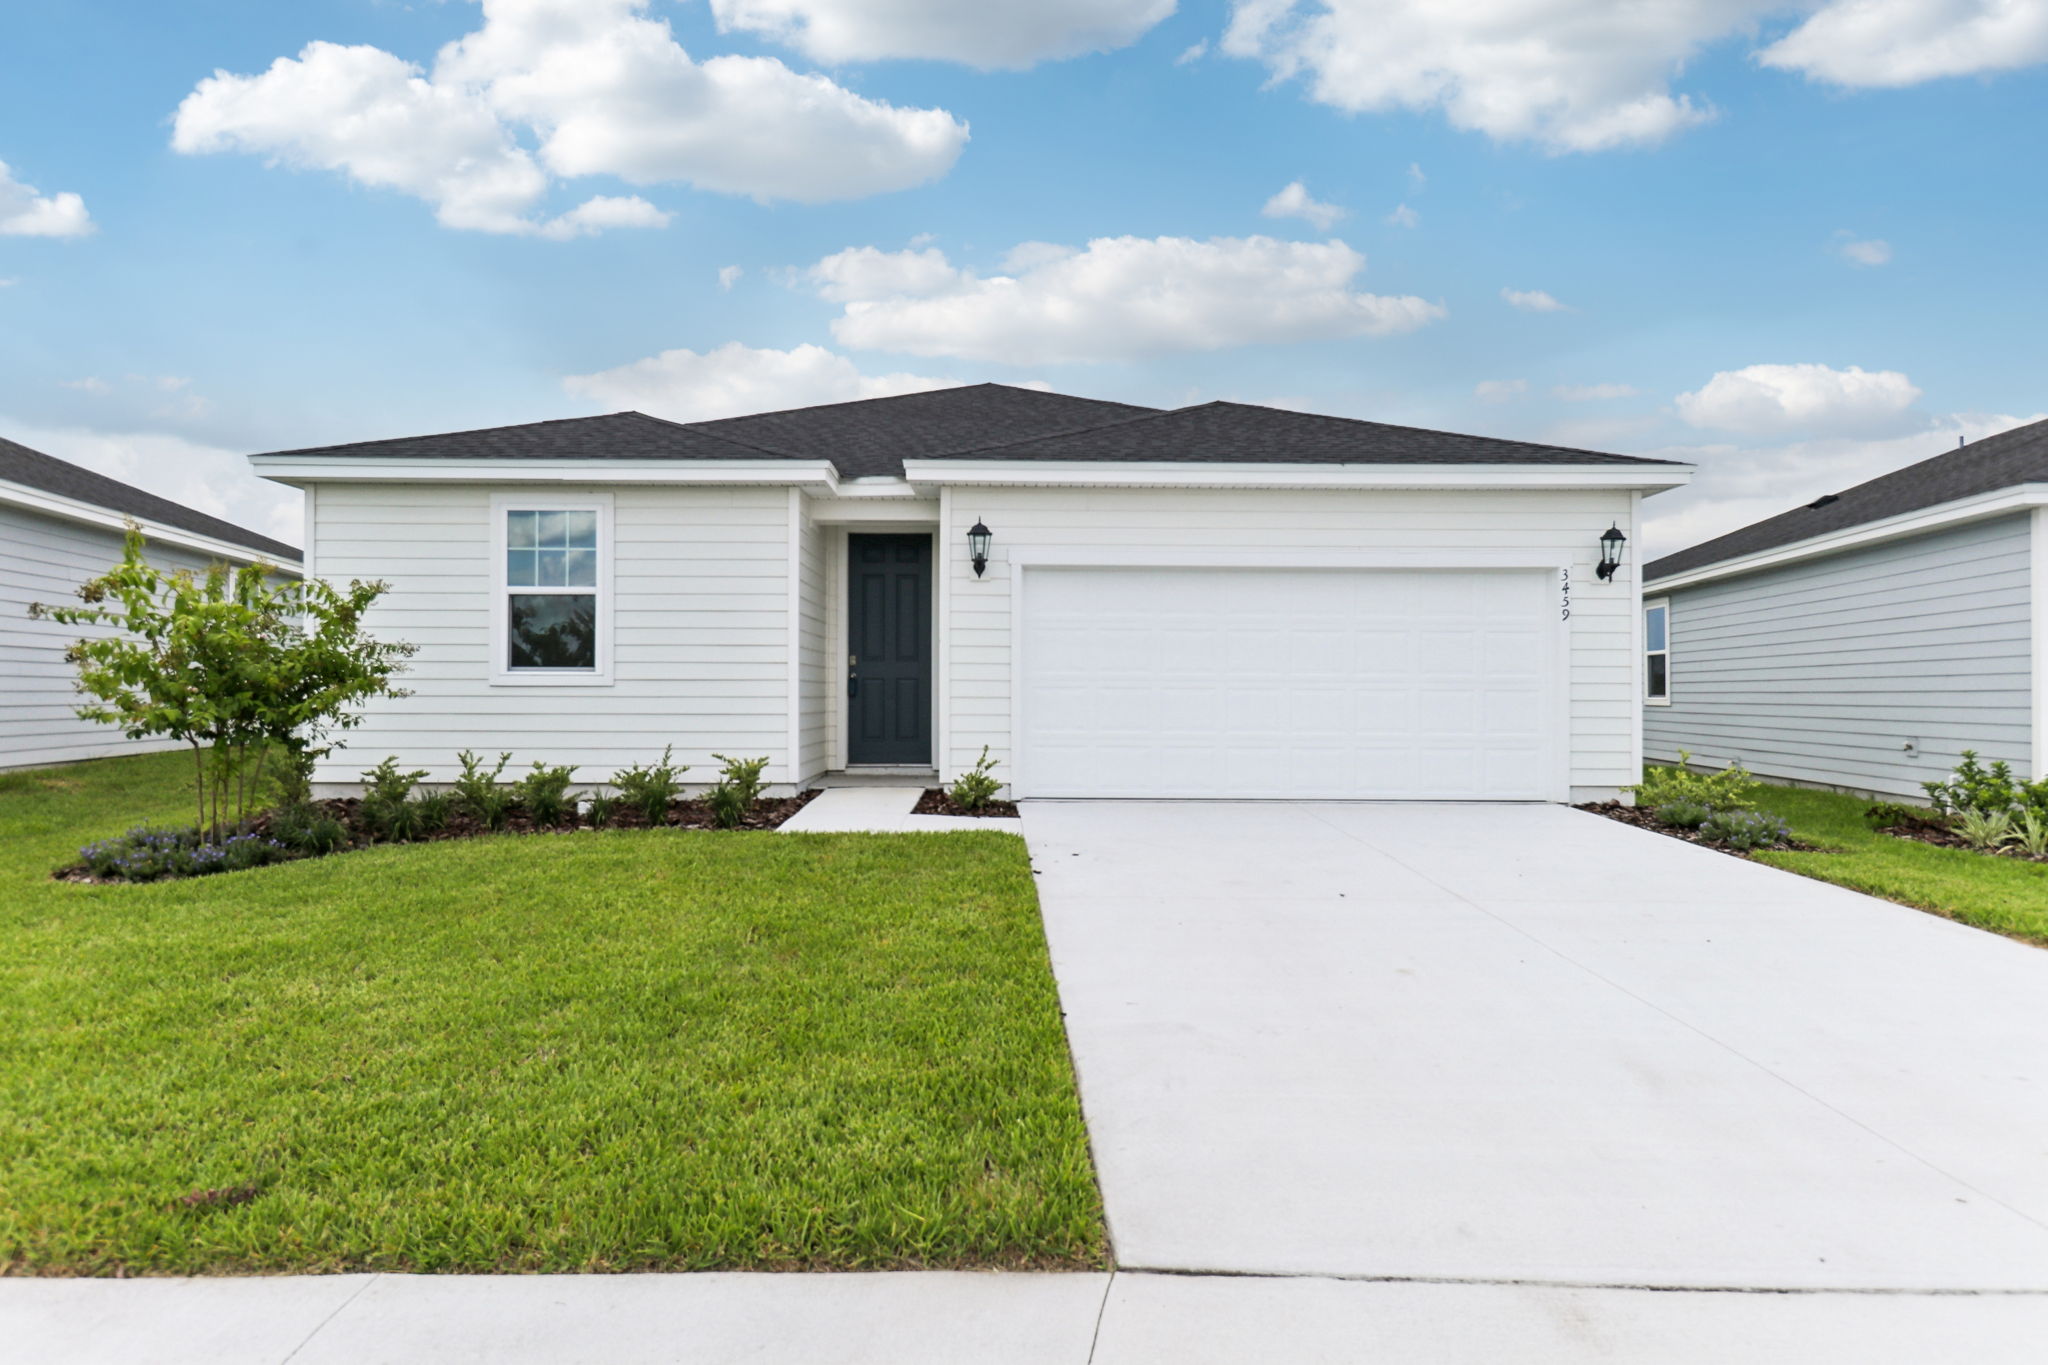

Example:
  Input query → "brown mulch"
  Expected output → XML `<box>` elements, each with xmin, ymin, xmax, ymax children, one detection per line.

<box><xmin>912</xmin><ymin>788</ymin><xmax>1020</xmax><ymax>819</ymax></box>
<box><xmin>1573</xmin><ymin>800</ymin><xmax>1816</xmax><ymax>855</ymax></box>
<box><xmin>53</xmin><ymin>790</ymin><xmax>823</xmax><ymax>883</ymax></box>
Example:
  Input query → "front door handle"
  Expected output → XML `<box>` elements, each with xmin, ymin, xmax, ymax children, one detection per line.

<box><xmin>847</xmin><ymin>653</ymin><xmax>859</xmax><ymax>698</ymax></box>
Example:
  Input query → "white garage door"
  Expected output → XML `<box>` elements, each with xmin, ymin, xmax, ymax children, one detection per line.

<box><xmin>1017</xmin><ymin>566</ymin><xmax>1560</xmax><ymax>800</ymax></box>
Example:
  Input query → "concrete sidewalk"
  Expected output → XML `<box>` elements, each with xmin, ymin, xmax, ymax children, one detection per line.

<box><xmin>10</xmin><ymin>1270</ymin><xmax>2048</xmax><ymax>1363</ymax></box>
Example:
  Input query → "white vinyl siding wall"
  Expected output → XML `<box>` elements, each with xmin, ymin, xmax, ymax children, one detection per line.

<box><xmin>309</xmin><ymin>482</ymin><xmax>795</xmax><ymax>790</ymax></box>
<box><xmin>1645</xmin><ymin>514</ymin><xmax>2033</xmax><ymax>800</ymax></box>
<box><xmin>939</xmin><ymin>485</ymin><xmax>1639</xmax><ymax>800</ymax></box>
<box><xmin>794</xmin><ymin>496</ymin><xmax>829</xmax><ymax>784</ymax></box>
<box><xmin>0</xmin><ymin>504</ymin><xmax>229</xmax><ymax>769</ymax></box>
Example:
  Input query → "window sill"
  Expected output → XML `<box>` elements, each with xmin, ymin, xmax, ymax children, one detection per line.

<box><xmin>1645</xmin><ymin>697</ymin><xmax>1672</xmax><ymax>706</ymax></box>
<box><xmin>489</xmin><ymin>672</ymin><xmax>615</xmax><ymax>688</ymax></box>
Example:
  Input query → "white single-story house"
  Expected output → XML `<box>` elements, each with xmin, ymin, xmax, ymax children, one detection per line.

<box><xmin>2</xmin><ymin>437</ymin><xmax>303</xmax><ymax>770</ymax></box>
<box><xmin>1644</xmin><ymin>416</ymin><xmax>2048</xmax><ymax>800</ymax></box>
<box><xmin>249</xmin><ymin>386</ymin><xmax>1691</xmax><ymax>802</ymax></box>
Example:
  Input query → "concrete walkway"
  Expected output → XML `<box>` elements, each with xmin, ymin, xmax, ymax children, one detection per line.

<box><xmin>1026</xmin><ymin>800</ymin><xmax>2048</xmax><ymax>1292</ymax></box>
<box><xmin>774</xmin><ymin>785</ymin><xmax>1010</xmax><ymax>833</ymax></box>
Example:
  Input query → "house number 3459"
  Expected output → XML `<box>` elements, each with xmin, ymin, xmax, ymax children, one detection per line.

<box><xmin>1560</xmin><ymin>567</ymin><xmax>1571</xmax><ymax>621</ymax></box>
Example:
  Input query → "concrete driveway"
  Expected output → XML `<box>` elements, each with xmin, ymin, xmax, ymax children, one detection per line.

<box><xmin>1024</xmin><ymin>800</ymin><xmax>2048</xmax><ymax>1292</ymax></box>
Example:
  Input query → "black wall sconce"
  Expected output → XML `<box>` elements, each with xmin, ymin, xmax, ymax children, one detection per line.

<box><xmin>1596</xmin><ymin>523</ymin><xmax>1627</xmax><ymax>581</ymax></box>
<box><xmin>967</xmin><ymin>519</ymin><xmax>993</xmax><ymax>577</ymax></box>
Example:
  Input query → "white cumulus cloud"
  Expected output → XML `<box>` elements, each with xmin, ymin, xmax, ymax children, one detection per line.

<box><xmin>1675</xmin><ymin>362</ymin><xmax>1924</xmax><ymax>437</ymax></box>
<box><xmin>808</xmin><ymin>244</ymin><xmax>962</xmax><ymax>303</ymax></box>
<box><xmin>1502</xmin><ymin>287</ymin><xmax>1568</xmax><ymax>312</ymax></box>
<box><xmin>1835</xmin><ymin>233</ymin><xmax>1893</xmax><ymax>266</ymax></box>
<box><xmin>1262</xmin><ymin>180</ymin><xmax>1347</xmax><ymax>231</ymax></box>
<box><xmin>709</xmin><ymin>0</ymin><xmax>1176</xmax><ymax>68</ymax></box>
<box><xmin>563</xmin><ymin>341</ymin><xmax>961</xmax><ymax>422</ymax></box>
<box><xmin>814</xmin><ymin>235</ymin><xmax>1445</xmax><ymax>365</ymax></box>
<box><xmin>1385</xmin><ymin>203</ymin><xmax>1419</xmax><ymax>228</ymax></box>
<box><xmin>1758</xmin><ymin>0</ymin><xmax>2048</xmax><ymax>86</ymax></box>
<box><xmin>0</xmin><ymin>160</ymin><xmax>94</xmax><ymax>238</ymax></box>
<box><xmin>1222</xmin><ymin>1</ymin><xmax>2048</xmax><ymax>153</ymax></box>
<box><xmin>170</xmin><ymin>1</ymin><xmax>967</xmax><ymax>235</ymax></box>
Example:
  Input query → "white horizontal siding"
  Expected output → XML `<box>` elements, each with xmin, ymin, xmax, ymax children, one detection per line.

<box><xmin>309</xmin><ymin>482</ymin><xmax>793</xmax><ymax>788</ymax></box>
<box><xmin>1646</xmin><ymin>514</ymin><xmax>2032</xmax><ymax>799</ymax></box>
<box><xmin>939</xmin><ymin>486</ymin><xmax>1640</xmax><ymax>800</ymax></box>
<box><xmin>0</xmin><ymin>504</ymin><xmax>237</xmax><ymax>769</ymax></box>
<box><xmin>795</xmin><ymin>495</ymin><xmax>829</xmax><ymax>783</ymax></box>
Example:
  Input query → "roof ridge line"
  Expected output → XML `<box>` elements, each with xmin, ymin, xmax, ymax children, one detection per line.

<box><xmin>923</xmin><ymin>402</ymin><xmax>1199</xmax><ymax>459</ymax></box>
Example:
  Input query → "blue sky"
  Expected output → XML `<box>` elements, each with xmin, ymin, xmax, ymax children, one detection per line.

<box><xmin>3</xmin><ymin>0</ymin><xmax>2045</xmax><ymax>552</ymax></box>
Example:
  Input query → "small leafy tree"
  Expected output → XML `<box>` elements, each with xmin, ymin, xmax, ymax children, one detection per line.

<box><xmin>30</xmin><ymin>524</ymin><xmax>415</xmax><ymax>841</ymax></box>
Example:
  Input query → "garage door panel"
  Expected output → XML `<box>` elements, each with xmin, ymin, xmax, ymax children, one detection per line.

<box><xmin>1019</xmin><ymin>567</ymin><xmax>1559</xmax><ymax>800</ymax></box>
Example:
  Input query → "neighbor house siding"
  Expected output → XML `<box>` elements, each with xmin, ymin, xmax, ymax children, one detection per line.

<box><xmin>0</xmin><ymin>504</ymin><xmax>227</xmax><ymax>769</ymax></box>
<box><xmin>938</xmin><ymin>485</ymin><xmax>1640</xmax><ymax>800</ymax></box>
<box><xmin>308</xmin><ymin>482</ymin><xmax>795</xmax><ymax>791</ymax></box>
<box><xmin>1645</xmin><ymin>514</ymin><xmax>2033</xmax><ymax>800</ymax></box>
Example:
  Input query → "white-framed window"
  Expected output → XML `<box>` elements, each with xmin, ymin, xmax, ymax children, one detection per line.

<box><xmin>1644</xmin><ymin>597</ymin><xmax>1670</xmax><ymax>704</ymax></box>
<box><xmin>490</xmin><ymin>493</ymin><xmax>613</xmax><ymax>686</ymax></box>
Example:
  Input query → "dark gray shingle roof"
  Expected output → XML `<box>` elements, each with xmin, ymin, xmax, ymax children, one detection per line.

<box><xmin>939</xmin><ymin>400</ymin><xmax>1686</xmax><ymax>466</ymax></box>
<box><xmin>249</xmin><ymin>385</ymin><xmax>1682</xmax><ymax>478</ymax></box>
<box><xmin>685</xmin><ymin>384</ymin><xmax>1159</xmax><ymax>476</ymax></box>
<box><xmin>1645</xmin><ymin>416</ymin><xmax>2048</xmax><ymax>582</ymax></box>
<box><xmin>0</xmin><ymin>436</ymin><xmax>300</xmax><ymax>562</ymax></box>
<box><xmin>254</xmin><ymin>410</ymin><xmax>765</xmax><ymax>464</ymax></box>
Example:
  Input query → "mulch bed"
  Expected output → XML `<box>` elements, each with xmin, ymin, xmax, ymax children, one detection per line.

<box><xmin>52</xmin><ymin>790</ymin><xmax>822</xmax><ymax>884</ymax></box>
<box><xmin>912</xmin><ymin>788</ymin><xmax>1020</xmax><ymax>819</ymax></box>
<box><xmin>1574</xmin><ymin>800</ymin><xmax>1817</xmax><ymax>855</ymax></box>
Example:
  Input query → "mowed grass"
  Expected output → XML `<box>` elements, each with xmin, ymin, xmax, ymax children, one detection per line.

<box><xmin>1734</xmin><ymin>780</ymin><xmax>2048</xmax><ymax>948</ymax></box>
<box><xmin>0</xmin><ymin>751</ymin><xmax>1104</xmax><ymax>1274</ymax></box>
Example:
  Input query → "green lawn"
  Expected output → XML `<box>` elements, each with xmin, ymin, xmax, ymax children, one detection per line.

<box><xmin>1732</xmin><ymin>781</ymin><xmax>2048</xmax><ymax>948</ymax></box>
<box><xmin>0</xmin><ymin>751</ymin><xmax>1103</xmax><ymax>1275</ymax></box>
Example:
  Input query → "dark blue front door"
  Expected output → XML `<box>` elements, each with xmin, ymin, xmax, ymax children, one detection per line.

<box><xmin>847</xmin><ymin>534</ymin><xmax>932</xmax><ymax>765</ymax></box>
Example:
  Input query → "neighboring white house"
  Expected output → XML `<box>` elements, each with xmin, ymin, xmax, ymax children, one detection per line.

<box><xmin>249</xmin><ymin>386</ymin><xmax>1691</xmax><ymax>802</ymax></box>
<box><xmin>1643</xmin><ymin>416</ymin><xmax>2048</xmax><ymax>800</ymax></box>
<box><xmin>2</xmin><ymin>437</ymin><xmax>302</xmax><ymax>770</ymax></box>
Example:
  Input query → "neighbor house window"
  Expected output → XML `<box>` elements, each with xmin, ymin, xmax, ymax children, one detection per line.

<box><xmin>493</xmin><ymin>495</ymin><xmax>612</xmax><ymax>684</ymax></box>
<box><xmin>1644</xmin><ymin>599</ymin><xmax>1670</xmax><ymax>704</ymax></box>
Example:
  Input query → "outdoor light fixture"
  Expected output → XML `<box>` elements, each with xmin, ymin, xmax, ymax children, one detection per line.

<box><xmin>1596</xmin><ymin>523</ymin><xmax>1627</xmax><ymax>581</ymax></box>
<box><xmin>967</xmin><ymin>519</ymin><xmax>993</xmax><ymax>577</ymax></box>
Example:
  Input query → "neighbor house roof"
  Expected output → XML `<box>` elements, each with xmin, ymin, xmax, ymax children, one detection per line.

<box><xmin>248</xmin><ymin>383</ymin><xmax>1683</xmax><ymax>479</ymax></box>
<box><xmin>0</xmin><ymin>436</ymin><xmax>300</xmax><ymax>562</ymax></box>
<box><xmin>1645</xmin><ymin>416</ymin><xmax>2048</xmax><ymax>583</ymax></box>
<box><xmin>935</xmin><ymin>400</ymin><xmax>1685</xmax><ymax>467</ymax></box>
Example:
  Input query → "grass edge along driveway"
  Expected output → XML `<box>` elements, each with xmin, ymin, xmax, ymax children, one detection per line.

<box><xmin>1724</xmin><ymin>779</ymin><xmax>2048</xmax><ymax>948</ymax></box>
<box><xmin>0</xmin><ymin>752</ymin><xmax>1105</xmax><ymax>1275</ymax></box>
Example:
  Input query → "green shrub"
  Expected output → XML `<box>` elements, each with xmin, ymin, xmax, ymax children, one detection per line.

<box><xmin>1654</xmin><ymin>800</ymin><xmax>1713</xmax><ymax>830</ymax></box>
<box><xmin>1922</xmin><ymin>750</ymin><xmax>2048</xmax><ymax>819</ymax></box>
<box><xmin>584</xmin><ymin>793</ymin><xmax>620</xmax><ymax>828</ymax></box>
<box><xmin>1698</xmin><ymin>809</ymin><xmax>1790</xmax><ymax>852</ymax></box>
<box><xmin>516</xmin><ymin>761</ymin><xmax>580</xmax><ymax>827</ymax></box>
<box><xmin>613</xmin><ymin>746</ymin><xmax>687</xmax><ymax>825</ymax></box>
<box><xmin>708</xmin><ymin>754</ymin><xmax>770</xmax><ymax>829</ymax></box>
<box><xmin>409</xmin><ymin>789</ymin><xmax>453</xmax><ymax>835</ymax></box>
<box><xmin>452</xmin><ymin>750</ymin><xmax>516</xmax><ymax>830</ymax></box>
<box><xmin>358</xmin><ymin>757</ymin><xmax>430</xmax><ymax>841</ymax></box>
<box><xmin>1863</xmin><ymin>801</ymin><xmax>1934</xmax><ymax>831</ymax></box>
<box><xmin>1630</xmin><ymin>751</ymin><xmax>1758</xmax><ymax>813</ymax></box>
<box><xmin>949</xmin><ymin>746</ymin><xmax>1003</xmax><ymax>811</ymax></box>
<box><xmin>1955</xmin><ymin>806</ymin><xmax>2016</xmax><ymax>852</ymax></box>
<box><xmin>2011</xmin><ymin>809</ymin><xmax>2048</xmax><ymax>857</ymax></box>
<box><xmin>271</xmin><ymin>803</ymin><xmax>349</xmax><ymax>856</ymax></box>
<box><xmin>78</xmin><ymin>826</ymin><xmax>290</xmax><ymax>881</ymax></box>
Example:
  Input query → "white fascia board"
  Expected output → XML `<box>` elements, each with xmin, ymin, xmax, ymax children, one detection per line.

<box><xmin>1646</xmin><ymin>484</ymin><xmax>2048</xmax><ymax>593</ymax></box>
<box><xmin>0</xmin><ymin>477</ymin><xmax>301</xmax><ymax>570</ymax></box>
<box><xmin>248</xmin><ymin>455</ymin><xmax>841</xmax><ymax>491</ymax></box>
<box><xmin>901</xmin><ymin>459</ymin><xmax>1692</xmax><ymax>492</ymax></box>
